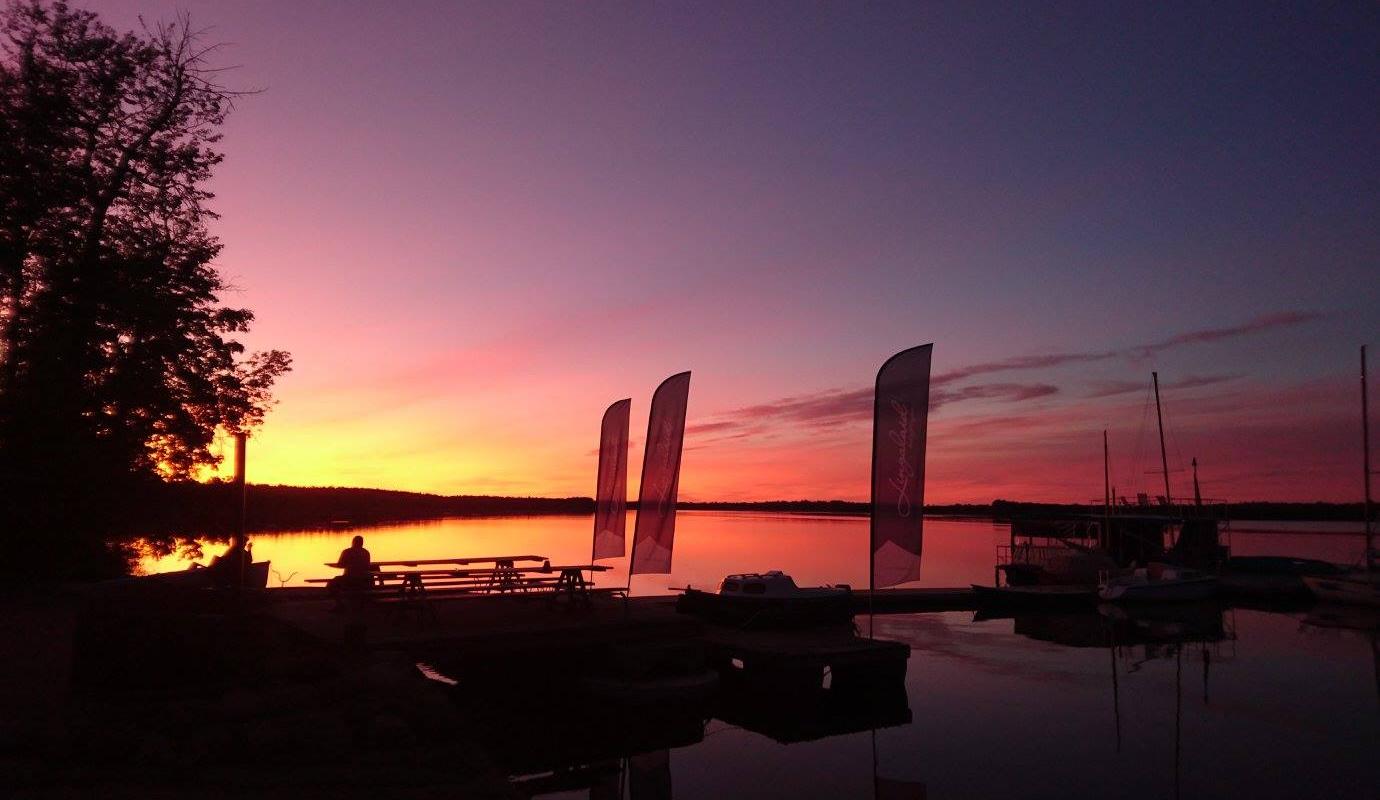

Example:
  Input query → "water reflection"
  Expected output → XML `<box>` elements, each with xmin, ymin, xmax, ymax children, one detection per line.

<box><xmin>133</xmin><ymin>513</ymin><xmax>1378</xmax><ymax>796</ymax></box>
<box><xmin>1301</xmin><ymin>604</ymin><xmax>1380</xmax><ymax>704</ymax></box>
<box><xmin>141</xmin><ymin>512</ymin><xmax>1010</xmax><ymax>591</ymax></box>
<box><xmin>501</xmin><ymin>605</ymin><xmax>1376</xmax><ymax>799</ymax></box>
<box><xmin>142</xmin><ymin>512</ymin><xmax>1372</xmax><ymax>595</ymax></box>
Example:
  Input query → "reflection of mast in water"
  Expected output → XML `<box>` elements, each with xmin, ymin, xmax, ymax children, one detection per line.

<box><xmin>1174</xmin><ymin>644</ymin><xmax>1183</xmax><ymax>800</ymax></box>
<box><xmin>871</xmin><ymin>726</ymin><xmax>927</xmax><ymax>799</ymax></box>
<box><xmin>1202</xmin><ymin>648</ymin><xmax>1210</xmax><ymax>706</ymax></box>
<box><xmin>594</xmin><ymin>750</ymin><xmax>672</xmax><ymax>800</ymax></box>
<box><xmin>1107</xmin><ymin>619</ymin><xmax>1122</xmax><ymax>753</ymax></box>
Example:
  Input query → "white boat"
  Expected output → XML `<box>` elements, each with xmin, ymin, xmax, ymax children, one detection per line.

<box><xmin>1303</xmin><ymin>572</ymin><xmax>1380</xmax><ymax>607</ymax></box>
<box><xmin>677</xmin><ymin>571</ymin><xmax>854</xmax><ymax>627</ymax></box>
<box><xmin>718</xmin><ymin>571</ymin><xmax>849</xmax><ymax>600</ymax></box>
<box><xmin>1098</xmin><ymin>564</ymin><xmax>1217</xmax><ymax>602</ymax></box>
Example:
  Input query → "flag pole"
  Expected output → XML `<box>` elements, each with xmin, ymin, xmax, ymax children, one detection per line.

<box><xmin>590</xmin><ymin>412</ymin><xmax>606</xmax><ymax>590</ymax></box>
<box><xmin>233</xmin><ymin>431</ymin><xmax>249</xmax><ymax>589</ymax></box>
<box><xmin>868</xmin><ymin>353</ymin><xmax>883</xmax><ymax>641</ymax></box>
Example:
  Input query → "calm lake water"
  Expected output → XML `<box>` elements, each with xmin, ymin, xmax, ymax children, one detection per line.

<box><xmin>143</xmin><ymin>512</ymin><xmax>1377</xmax><ymax>798</ymax></box>
<box><xmin>646</xmin><ymin>607</ymin><xmax>1378</xmax><ymax>799</ymax></box>
<box><xmin>141</xmin><ymin>510</ymin><xmax>1372</xmax><ymax>591</ymax></box>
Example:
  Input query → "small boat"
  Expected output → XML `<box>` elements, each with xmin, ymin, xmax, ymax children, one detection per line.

<box><xmin>677</xmin><ymin>571</ymin><xmax>853</xmax><ymax>628</ymax></box>
<box><xmin>1098</xmin><ymin>564</ymin><xmax>1217</xmax><ymax>602</ymax></box>
<box><xmin>1303</xmin><ymin>572</ymin><xmax>1380</xmax><ymax>607</ymax></box>
<box><xmin>143</xmin><ymin>559</ymin><xmax>271</xmax><ymax>589</ymax></box>
<box><xmin>997</xmin><ymin>542</ymin><xmax>1119</xmax><ymax>587</ymax></box>
<box><xmin>1302</xmin><ymin>347</ymin><xmax>1378</xmax><ymax>607</ymax></box>
<box><xmin>1219</xmin><ymin>555</ymin><xmax>1347</xmax><ymax>597</ymax></box>
<box><xmin>970</xmin><ymin>583</ymin><xmax>1098</xmax><ymax>607</ymax></box>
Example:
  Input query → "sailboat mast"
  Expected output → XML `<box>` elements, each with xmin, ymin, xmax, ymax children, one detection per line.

<box><xmin>1103</xmin><ymin>429</ymin><xmax>1111</xmax><ymax>550</ymax></box>
<box><xmin>1362</xmin><ymin>345</ymin><xmax>1372</xmax><ymax>573</ymax></box>
<box><xmin>1153</xmin><ymin>372</ymin><xmax>1172</xmax><ymax>505</ymax></box>
<box><xmin>1104</xmin><ymin>430</ymin><xmax>1111</xmax><ymax>508</ymax></box>
<box><xmin>1192</xmin><ymin>458</ymin><xmax>1202</xmax><ymax>507</ymax></box>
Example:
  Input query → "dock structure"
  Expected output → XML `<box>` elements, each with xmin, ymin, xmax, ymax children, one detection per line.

<box><xmin>859</xmin><ymin>586</ymin><xmax>980</xmax><ymax>613</ymax></box>
<box><xmin>703</xmin><ymin>624</ymin><xmax>910</xmax><ymax>695</ymax></box>
<box><xmin>263</xmin><ymin>590</ymin><xmax>925</xmax><ymax>698</ymax></box>
<box><xmin>266</xmin><ymin>593</ymin><xmax>701</xmax><ymax>688</ymax></box>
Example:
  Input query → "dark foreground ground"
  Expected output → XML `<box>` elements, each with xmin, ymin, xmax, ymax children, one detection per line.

<box><xmin>0</xmin><ymin>586</ymin><xmax>519</xmax><ymax>798</ymax></box>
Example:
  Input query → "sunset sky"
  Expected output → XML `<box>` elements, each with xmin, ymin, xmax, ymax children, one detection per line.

<box><xmin>90</xmin><ymin>1</ymin><xmax>1378</xmax><ymax>503</ymax></box>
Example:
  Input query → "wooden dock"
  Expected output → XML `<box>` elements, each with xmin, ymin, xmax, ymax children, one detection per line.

<box><xmin>703</xmin><ymin>623</ymin><xmax>910</xmax><ymax>695</ymax></box>
<box><xmin>856</xmin><ymin>586</ymin><xmax>979</xmax><ymax>612</ymax></box>
<box><xmin>263</xmin><ymin>590</ymin><xmax>922</xmax><ymax>697</ymax></box>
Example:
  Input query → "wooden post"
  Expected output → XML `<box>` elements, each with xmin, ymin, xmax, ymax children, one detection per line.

<box><xmin>233</xmin><ymin>432</ymin><xmax>248</xmax><ymax>587</ymax></box>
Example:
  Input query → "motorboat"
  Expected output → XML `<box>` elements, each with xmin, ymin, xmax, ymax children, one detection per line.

<box><xmin>1302</xmin><ymin>571</ymin><xmax>1380</xmax><ymax>606</ymax></box>
<box><xmin>676</xmin><ymin>571</ymin><xmax>854</xmax><ymax>628</ymax></box>
<box><xmin>1098</xmin><ymin>563</ymin><xmax>1217</xmax><ymax>602</ymax></box>
<box><xmin>1219</xmin><ymin>555</ymin><xmax>1346</xmax><ymax>598</ymax></box>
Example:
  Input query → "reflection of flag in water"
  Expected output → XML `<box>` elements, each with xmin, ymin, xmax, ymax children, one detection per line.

<box><xmin>631</xmin><ymin>372</ymin><xmax>690</xmax><ymax>575</ymax></box>
<box><xmin>592</xmin><ymin>398</ymin><xmax>631</xmax><ymax>560</ymax></box>
<box><xmin>870</xmin><ymin>345</ymin><xmax>932</xmax><ymax>589</ymax></box>
<box><xmin>629</xmin><ymin>750</ymin><xmax>672</xmax><ymax>800</ymax></box>
<box><xmin>875</xmin><ymin>776</ymin><xmax>928</xmax><ymax>800</ymax></box>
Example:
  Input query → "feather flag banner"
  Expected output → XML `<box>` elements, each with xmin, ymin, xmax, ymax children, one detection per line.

<box><xmin>630</xmin><ymin>372</ymin><xmax>691</xmax><ymax>575</ymax></box>
<box><xmin>870</xmin><ymin>345</ymin><xmax>932</xmax><ymax>589</ymax></box>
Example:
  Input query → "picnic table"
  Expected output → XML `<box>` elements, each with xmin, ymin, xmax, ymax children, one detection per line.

<box><xmin>308</xmin><ymin>556</ymin><xmax>616</xmax><ymax>621</ymax></box>
<box><xmin>323</xmin><ymin>555</ymin><xmax>547</xmax><ymax>568</ymax></box>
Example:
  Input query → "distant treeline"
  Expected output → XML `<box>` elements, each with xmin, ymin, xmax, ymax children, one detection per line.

<box><xmin>677</xmin><ymin>500</ymin><xmax>991</xmax><ymax>517</ymax></box>
<box><xmin>131</xmin><ymin>486</ymin><xmax>1371</xmax><ymax>540</ymax></box>
<box><xmin>138</xmin><ymin>483</ymin><xmax>593</xmax><ymax>539</ymax></box>
<box><xmin>988</xmin><ymin>499</ymin><xmax>1368</xmax><ymax>523</ymax></box>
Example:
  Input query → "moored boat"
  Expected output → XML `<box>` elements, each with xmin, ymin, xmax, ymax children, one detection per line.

<box><xmin>1220</xmin><ymin>555</ymin><xmax>1347</xmax><ymax>598</ymax></box>
<box><xmin>1302</xmin><ymin>346</ymin><xmax>1377</xmax><ymax>606</ymax></box>
<box><xmin>1302</xmin><ymin>572</ymin><xmax>1380</xmax><ymax>607</ymax></box>
<box><xmin>1098</xmin><ymin>564</ymin><xmax>1217</xmax><ymax>602</ymax></box>
<box><xmin>677</xmin><ymin>571</ymin><xmax>853</xmax><ymax>628</ymax></box>
<box><xmin>142</xmin><ymin>559</ymin><xmax>271</xmax><ymax>589</ymax></box>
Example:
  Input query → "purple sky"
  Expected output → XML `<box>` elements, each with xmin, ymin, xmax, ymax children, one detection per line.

<box><xmin>87</xmin><ymin>1</ymin><xmax>1379</xmax><ymax>501</ymax></box>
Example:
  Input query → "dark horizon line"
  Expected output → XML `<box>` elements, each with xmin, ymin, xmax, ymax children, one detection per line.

<box><xmin>229</xmin><ymin>481</ymin><xmax>1367</xmax><ymax>509</ymax></box>
<box><xmin>216</xmin><ymin>482</ymin><xmax>1367</xmax><ymax>515</ymax></box>
<box><xmin>132</xmin><ymin>482</ymin><xmax>1369</xmax><ymax>541</ymax></box>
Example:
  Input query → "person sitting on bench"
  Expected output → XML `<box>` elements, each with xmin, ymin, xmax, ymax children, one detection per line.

<box><xmin>329</xmin><ymin>535</ymin><xmax>373</xmax><ymax>608</ymax></box>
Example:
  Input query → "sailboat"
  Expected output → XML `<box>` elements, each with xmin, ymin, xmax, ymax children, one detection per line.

<box><xmin>998</xmin><ymin>375</ymin><xmax>1229</xmax><ymax>598</ymax></box>
<box><xmin>1097</xmin><ymin>373</ymin><xmax>1223</xmax><ymax>603</ymax></box>
<box><xmin>1303</xmin><ymin>346</ymin><xmax>1379</xmax><ymax>606</ymax></box>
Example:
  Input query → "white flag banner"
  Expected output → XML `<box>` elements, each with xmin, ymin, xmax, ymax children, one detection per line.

<box><xmin>630</xmin><ymin>371</ymin><xmax>691</xmax><ymax>575</ymax></box>
<box><xmin>870</xmin><ymin>344</ymin><xmax>932</xmax><ymax>589</ymax></box>
<box><xmin>592</xmin><ymin>398</ymin><xmax>631</xmax><ymax>560</ymax></box>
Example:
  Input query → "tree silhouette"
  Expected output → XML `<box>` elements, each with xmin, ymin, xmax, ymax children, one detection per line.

<box><xmin>0</xmin><ymin>1</ymin><xmax>290</xmax><ymax>578</ymax></box>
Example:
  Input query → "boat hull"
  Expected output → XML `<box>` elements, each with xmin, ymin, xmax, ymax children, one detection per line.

<box><xmin>1220</xmin><ymin>556</ymin><xmax>1344</xmax><ymax>598</ymax></box>
<box><xmin>1302</xmin><ymin>574</ymin><xmax>1380</xmax><ymax>606</ymax></box>
<box><xmin>1098</xmin><ymin>577</ymin><xmax>1217</xmax><ymax>602</ymax></box>
<box><xmin>677</xmin><ymin>588</ymin><xmax>854</xmax><ymax>628</ymax></box>
<box><xmin>144</xmin><ymin>560</ymin><xmax>271</xmax><ymax>589</ymax></box>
